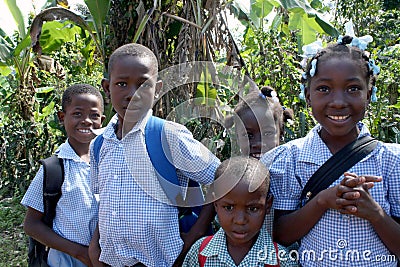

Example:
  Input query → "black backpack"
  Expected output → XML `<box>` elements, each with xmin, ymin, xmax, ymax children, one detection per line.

<box><xmin>28</xmin><ymin>155</ymin><xmax>64</xmax><ymax>267</ymax></box>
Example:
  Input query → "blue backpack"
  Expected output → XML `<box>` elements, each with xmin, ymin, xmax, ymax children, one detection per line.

<box><xmin>93</xmin><ymin>116</ymin><xmax>208</xmax><ymax>233</ymax></box>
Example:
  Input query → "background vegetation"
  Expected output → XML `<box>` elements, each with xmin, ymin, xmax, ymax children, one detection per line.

<box><xmin>0</xmin><ymin>0</ymin><xmax>399</xmax><ymax>265</ymax></box>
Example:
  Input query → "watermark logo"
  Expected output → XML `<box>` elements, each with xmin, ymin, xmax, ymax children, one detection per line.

<box><xmin>257</xmin><ymin>239</ymin><xmax>397</xmax><ymax>263</ymax></box>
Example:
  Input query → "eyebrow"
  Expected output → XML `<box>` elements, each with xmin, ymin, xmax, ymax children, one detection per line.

<box><xmin>315</xmin><ymin>77</ymin><xmax>363</xmax><ymax>82</ymax></box>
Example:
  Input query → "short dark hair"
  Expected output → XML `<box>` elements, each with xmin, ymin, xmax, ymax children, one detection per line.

<box><xmin>212</xmin><ymin>156</ymin><xmax>270</xmax><ymax>198</ymax></box>
<box><xmin>62</xmin><ymin>83</ymin><xmax>104</xmax><ymax>111</ymax></box>
<box><xmin>108</xmin><ymin>43</ymin><xmax>158</xmax><ymax>75</ymax></box>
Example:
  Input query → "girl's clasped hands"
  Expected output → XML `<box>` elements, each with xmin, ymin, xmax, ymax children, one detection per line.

<box><xmin>336</xmin><ymin>172</ymin><xmax>383</xmax><ymax>220</ymax></box>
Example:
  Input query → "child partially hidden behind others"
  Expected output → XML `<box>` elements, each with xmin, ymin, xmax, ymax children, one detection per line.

<box><xmin>183</xmin><ymin>156</ymin><xmax>298</xmax><ymax>266</ymax></box>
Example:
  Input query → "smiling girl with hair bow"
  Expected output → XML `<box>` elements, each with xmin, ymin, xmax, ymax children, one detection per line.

<box><xmin>260</xmin><ymin>22</ymin><xmax>400</xmax><ymax>266</ymax></box>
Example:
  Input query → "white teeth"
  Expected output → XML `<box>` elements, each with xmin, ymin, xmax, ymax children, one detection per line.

<box><xmin>329</xmin><ymin>115</ymin><xmax>348</xmax><ymax>120</ymax></box>
<box><xmin>78</xmin><ymin>129</ymin><xmax>91</xmax><ymax>133</ymax></box>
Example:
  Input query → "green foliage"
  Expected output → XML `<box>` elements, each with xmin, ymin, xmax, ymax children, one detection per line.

<box><xmin>335</xmin><ymin>0</ymin><xmax>400</xmax><ymax>142</ymax></box>
<box><xmin>0</xmin><ymin>197</ymin><xmax>27</xmax><ymax>266</ymax></box>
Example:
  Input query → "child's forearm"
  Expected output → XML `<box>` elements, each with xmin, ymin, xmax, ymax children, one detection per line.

<box><xmin>274</xmin><ymin>190</ymin><xmax>332</xmax><ymax>245</ymax></box>
<box><xmin>89</xmin><ymin>223</ymin><xmax>105</xmax><ymax>266</ymax></box>
<box><xmin>24</xmin><ymin>207</ymin><xmax>91</xmax><ymax>264</ymax></box>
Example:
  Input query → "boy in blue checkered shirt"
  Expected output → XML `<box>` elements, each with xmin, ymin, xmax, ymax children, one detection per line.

<box><xmin>22</xmin><ymin>84</ymin><xmax>105</xmax><ymax>266</ymax></box>
<box><xmin>261</xmin><ymin>33</ymin><xmax>400</xmax><ymax>266</ymax></box>
<box><xmin>88</xmin><ymin>43</ymin><xmax>220</xmax><ymax>267</ymax></box>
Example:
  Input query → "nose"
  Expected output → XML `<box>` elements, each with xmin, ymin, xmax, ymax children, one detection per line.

<box><xmin>250</xmin><ymin>134</ymin><xmax>262</xmax><ymax>151</ymax></box>
<box><xmin>233</xmin><ymin>210</ymin><xmax>247</xmax><ymax>225</ymax></box>
<box><xmin>81</xmin><ymin>115</ymin><xmax>93</xmax><ymax>125</ymax></box>
<box><xmin>330</xmin><ymin>90</ymin><xmax>347</xmax><ymax>108</ymax></box>
<box><xmin>126</xmin><ymin>85</ymin><xmax>138</xmax><ymax>100</ymax></box>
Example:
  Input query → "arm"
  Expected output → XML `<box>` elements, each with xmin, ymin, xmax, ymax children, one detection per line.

<box><xmin>173</xmin><ymin>203</ymin><xmax>215</xmax><ymax>267</ymax></box>
<box><xmin>336</xmin><ymin>176</ymin><xmax>400</xmax><ymax>257</ymax></box>
<box><xmin>23</xmin><ymin>207</ymin><xmax>92</xmax><ymax>266</ymax></box>
<box><xmin>88</xmin><ymin>223</ymin><xmax>106</xmax><ymax>267</ymax></box>
<box><xmin>274</xmin><ymin>174</ymin><xmax>382</xmax><ymax>245</ymax></box>
<box><xmin>273</xmin><ymin>186</ymin><xmax>337</xmax><ymax>245</ymax></box>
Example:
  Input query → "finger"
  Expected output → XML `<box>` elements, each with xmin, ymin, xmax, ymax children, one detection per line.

<box><xmin>363</xmin><ymin>182</ymin><xmax>375</xmax><ymax>190</ymax></box>
<box><xmin>343</xmin><ymin>172</ymin><xmax>358</xmax><ymax>178</ymax></box>
<box><xmin>342</xmin><ymin>176</ymin><xmax>366</xmax><ymax>187</ymax></box>
<box><xmin>341</xmin><ymin>191</ymin><xmax>361</xmax><ymax>200</ymax></box>
<box><xmin>336</xmin><ymin>198</ymin><xmax>357</xmax><ymax>206</ymax></box>
<box><xmin>363</xmin><ymin>175</ymin><xmax>382</xmax><ymax>183</ymax></box>
<box><xmin>338</xmin><ymin>205</ymin><xmax>357</xmax><ymax>214</ymax></box>
<box><xmin>336</xmin><ymin>185</ymin><xmax>356</xmax><ymax>197</ymax></box>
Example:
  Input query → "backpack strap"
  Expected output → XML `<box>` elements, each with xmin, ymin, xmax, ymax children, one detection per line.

<box><xmin>39</xmin><ymin>155</ymin><xmax>64</xmax><ymax>228</ymax></box>
<box><xmin>93</xmin><ymin>134</ymin><xmax>104</xmax><ymax>164</ymax></box>
<box><xmin>300</xmin><ymin>135</ymin><xmax>378</xmax><ymax>206</ymax></box>
<box><xmin>198</xmin><ymin>235</ymin><xmax>213</xmax><ymax>267</ymax></box>
<box><xmin>145</xmin><ymin>116</ymin><xmax>185</xmax><ymax>205</ymax></box>
<box><xmin>145</xmin><ymin>116</ymin><xmax>208</xmax><ymax>230</ymax></box>
<box><xmin>265</xmin><ymin>242</ymin><xmax>280</xmax><ymax>267</ymax></box>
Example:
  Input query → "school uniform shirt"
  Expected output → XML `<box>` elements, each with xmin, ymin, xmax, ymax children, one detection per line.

<box><xmin>21</xmin><ymin>140</ymin><xmax>98</xmax><ymax>247</ymax></box>
<box><xmin>91</xmin><ymin>110</ymin><xmax>220</xmax><ymax>267</ymax></box>
<box><xmin>261</xmin><ymin>122</ymin><xmax>400</xmax><ymax>267</ymax></box>
<box><xmin>182</xmin><ymin>219</ymin><xmax>298</xmax><ymax>266</ymax></box>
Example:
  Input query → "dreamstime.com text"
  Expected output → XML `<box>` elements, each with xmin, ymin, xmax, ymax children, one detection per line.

<box><xmin>257</xmin><ymin>247</ymin><xmax>397</xmax><ymax>263</ymax></box>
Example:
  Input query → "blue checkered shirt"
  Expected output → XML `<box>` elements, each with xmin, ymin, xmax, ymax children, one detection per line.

<box><xmin>21</xmin><ymin>141</ymin><xmax>98</xmax><ymax>246</ymax></box>
<box><xmin>183</xmin><ymin>219</ymin><xmax>298</xmax><ymax>266</ymax></box>
<box><xmin>261</xmin><ymin>123</ymin><xmax>400</xmax><ymax>267</ymax></box>
<box><xmin>91</xmin><ymin>111</ymin><xmax>220</xmax><ymax>267</ymax></box>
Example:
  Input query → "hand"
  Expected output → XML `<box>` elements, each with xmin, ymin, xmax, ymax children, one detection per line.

<box><xmin>88</xmin><ymin>235</ymin><xmax>106</xmax><ymax>267</ymax></box>
<box><xmin>74</xmin><ymin>245</ymin><xmax>92</xmax><ymax>267</ymax></box>
<box><xmin>338</xmin><ymin>172</ymin><xmax>382</xmax><ymax>191</ymax></box>
<box><xmin>336</xmin><ymin>182</ymin><xmax>383</xmax><ymax>221</ymax></box>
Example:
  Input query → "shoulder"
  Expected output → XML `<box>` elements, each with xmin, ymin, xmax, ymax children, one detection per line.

<box><xmin>260</xmin><ymin>137</ymin><xmax>307</xmax><ymax>167</ymax></box>
<box><xmin>182</xmin><ymin>236</ymin><xmax>206</xmax><ymax>267</ymax></box>
<box><xmin>164</xmin><ymin>120</ymin><xmax>191</xmax><ymax>134</ymax></box>
<box><xmin>374</xmin><ymin>141</ymin><xmax>400</xmax><ymax>167</ymax></box>
<box><xmin>378</xmin><ymin>141</ymin><xmax>400</xmax><ymax>155</ymax></box>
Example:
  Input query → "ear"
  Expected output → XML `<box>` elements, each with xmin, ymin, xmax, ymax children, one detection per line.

<box><xmin>101</xmin><ymin>114</ymin><xmax>106</xmax><ymax>125</ymax></box>
<box><xmin>213</xmin><ymin>201</ymin><xmax>218</xmax><ymax>211</ymax></box>
<box><xmin>155</xmin><ymin>80</ymin><xmax>163</xmax><ymax>99</ymax></box>
<box><xmin>265</xmin><ymin>194</ymin><xmax>273</xmax><ymax>214</ymax></box>
<box><xmin>57</xmin><ymin>110</ymin><xmax>65</xmax><ymax>125</ymax></box>
<box><xmin>305</xmin><ymin>87</ymin><xmax>311</xmax><ymax>106</ymax></box>
<box><xmin>101</xmin><ymin>78</ymin><xmax>111</xmax><ymax>99</ymax></box>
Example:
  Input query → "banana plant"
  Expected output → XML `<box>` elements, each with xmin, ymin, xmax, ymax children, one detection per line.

<box><xmin>229</xmin><ymin>0</ymin><xmax>339</xmax><ymax>47</ymax></box>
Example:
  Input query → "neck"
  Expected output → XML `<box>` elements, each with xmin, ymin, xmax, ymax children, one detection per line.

<box><xmin>68</xmin><ymin>140</ymin><xmax>90</xmax><ymax>163</ymax></box>
<box><xmin>319</xmin><ymin>129</ymin><xmax>360</xmax><ymax>154</ymax></box>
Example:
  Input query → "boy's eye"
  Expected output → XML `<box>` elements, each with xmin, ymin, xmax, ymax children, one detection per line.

<box><xmin>90</xmin><ymin>113</ymin><xmax>101</xmax><ymax>120</ymax></box>
<box><xmin>116</xmin><ymin>81</ymin><xmax>127</xmax><ymax>87</ymax></box>
<box><xmin>248</xmin><ymin>206</ymin><xmax>260</xmax><ymax>213</ymax></box>
<box><xmin>73</xmin><ymin>112</ymin><xmax>82</xmax><ymax>117</ymax></box>
<box><xmin>140</xmin><ymin>82</ymin><xmax>152</xmax><ymax>89</ymax></box>
<box><xmin>223</xmin><ymin>205</ymin><xmax>233</xmax><ymax>212</ymax></box>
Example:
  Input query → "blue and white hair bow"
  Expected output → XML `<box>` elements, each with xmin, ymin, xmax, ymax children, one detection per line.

<box><xmin>338</xmin><ymin>20</ymin><xmax>374</xmax><ymax>51</ymax></box>
<box><xmin>300</xmin><ymin>40</ymin><xmax>323</xmax><ymax>68</ymax></box>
